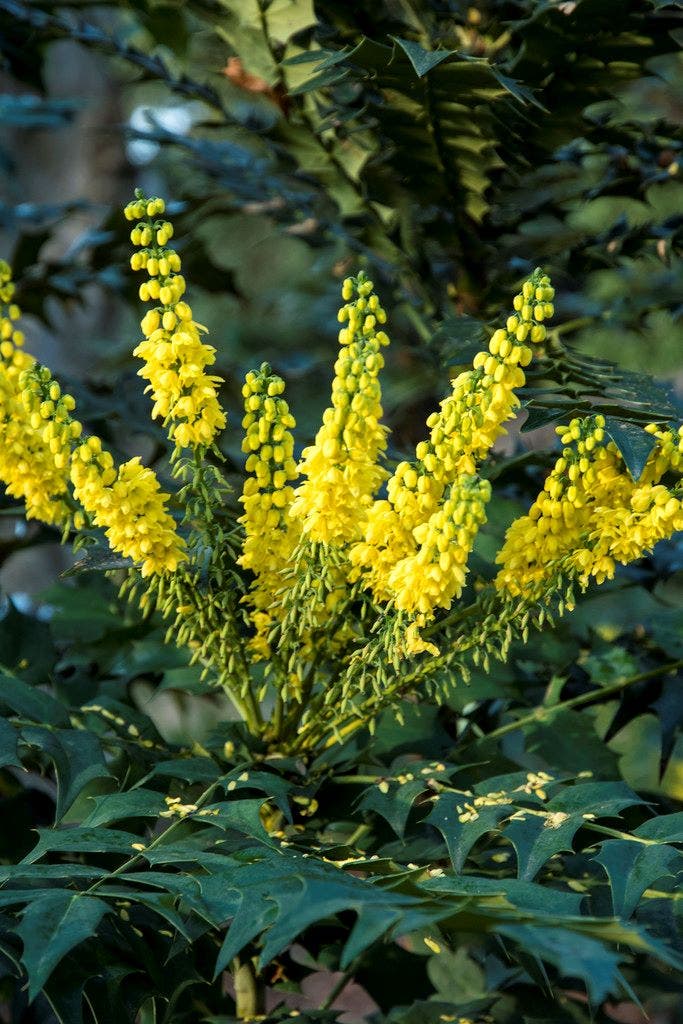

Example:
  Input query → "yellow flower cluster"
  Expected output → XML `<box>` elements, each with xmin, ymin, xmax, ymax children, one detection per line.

<box><xmin>0</xmin><ymin>259</ymin><xmax>185</xmax><ymax>577</ymax></box>
<box><xmin>71</xmin><ymin>436</ymin><xmax>186</xmax><ymax>577</ymax></box>
<box><xmin>496</xmin><ymin>414</ymin><xmax>683</xmax><ymax>595</ymax></box>
<box><xmin>351</xmin><ymin>269</ymin><xmax>552</xmax><ymax>604</ymax></box>
<box><xmin>125</xmin><ymin>195</ymin><xmax>226</xmax><ymax>449</ymax></box>
<box><xmin>289</xmin><ymin>273</ymin><xmax>390</xmax><ymax>544</ymax></box>
<box><xmin>20</xmin><ymin>368</ymin><xmax>83</xmax><ymax>471</ymax></box>
<box><xmin>0</xmin><ymin>265</ymin><xmax>71</xmax><ymax>525</ymax></box>
<box><xmin>572</xmin><ymin>484</ymin><xmax>683</xmax><ymax>586</ymax></box>
<box><xmin>238</xmin><ymin>364</ymin><xmax>300</xmax><ymax>658</ymax></box>
<box><xmin>389</xmin><ymin>475</ymin><xmax>491</xmax><ymax>617</ymax></box>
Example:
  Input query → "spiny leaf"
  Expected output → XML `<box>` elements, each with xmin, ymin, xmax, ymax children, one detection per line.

<box><xmin>426</xmin><ymin>796</ymin><xmax>515</xmax><ymax>871</ymax></box>
<box><xmin>593</xmin><ymin>839</ymin><xmax>683</xmax><ymax>917</ymax></box>
<box><xmin>357</xmin><ymin>777</ymin><xmax>429</xmax><ymax>838</ymax></box>
<box><xmin>392</xmin><ymin>38</ymin><xmax>454</xmax><ymax>78</ymax></box>
<box><xmin>504</xmin><ymin>810</ymin><xmax>595</xmax><ymax>882</ymax></box>
<box><xmin>80</xmin><ymin>789</ymin><xmax>167</xmax><ymax>828</ymax></box>
<box><xmin>17</xmin><ymin>893</ymin><xmax>110</xmax><ymax>1001</ymax></box>
<box><xmin>634</xmin><ymin>812</ymin><xmax>683</xmax><ymax>842</ymax></box>
<box><xmin>496</xmin><ymin>923</ymin><xmax>626</xmax><ymax>1004</ymax></box>
<box><xmin>422</xmin><ymin>873</ymin><xmax>584</xmax><ymax>916</ymax></box>
<box><xmin>20</xmin><ymin>727</ymin><xmax>110</xmax><ymax>821</ymax></box>
<box><xmin>604</xmin><ymin>417</ymin><xmax>658</xmax><ymax>481</ymax></box>
<box><xmin>24</xmin><ymin>827</ymin><xmax>143</xmax><ymax>863</ymax></box>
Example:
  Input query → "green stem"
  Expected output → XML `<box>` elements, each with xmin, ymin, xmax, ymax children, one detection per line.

<box><xmin>422</xmin><ymin>599</ymin><xmax>479</xmax><ymax>638</ymax></box>
<box><xmin>333</xmin><ymin>774</ymin><xmax>388</xmax><ymax>785</ymax></box>
<box><xmin>232</xmin><ymin>956</ymin><xmax>264</xmax><ymax>1019</ymax></box>
<box><xmin>583</xmin><ymin>822</ymin><xmax>658</xmax><ymax>847</ymax></box>
<box><xmin>319</xmin><ymin>962</ymin><xmax>357</xmax><ymax>1012</ymax></box>
<box><xmin>267</xmin><ymin>690</ymin><xmax>285</xmax><ymax>743</ymax></box>
<box><xmin>549</xmin><ymin>316</ymin><xmax>593</xmax><ymax>337</ymax></box>
<box><xmin>466</xmin><ymin>658</ymin><xmax>683</xmax><ymax>748</ymax></box>
<box><xmin>239</xmin><ymin>683</ymin><xmax>265</xmax><ymax>735</ymax></box>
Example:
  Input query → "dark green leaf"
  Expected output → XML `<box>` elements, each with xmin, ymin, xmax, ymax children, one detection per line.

<box><xmin>392</xmin><ymin>38</ymin><xmax>454</xmax><ymax>78</ymax></box>
<box><xmin>20</xmin><ymin>727</ymin><xmax>110</xmax><ymax>820</ymax></box>
<box><xmin>634</xmin><ymin>812</ymin><xmax>683</xmax><ymax>842</ymax></box>
<box><xmin>357</xmin><ymin>778</ymin><xmax>427</xmax><ymax>838</ymax></box>
<box><xmin>0</xmin><ymin>672</ymin><xmax>69</xmax><ymax>727</ymax></box>
<box><xmin>0</xmin><ymin>716</ymin><xmax>21</xmax><ymax>769</ymax></box>
<box><xmin>604</xmin><ymin>418</ymin><xmax>657</xmax><ymax>481</ymax></box>
<box><xmin>593</xmin><ymin>840</ymin><xmax>682</xmax><ymax>917</ymax></box>
<box><xmin>24</xmin><ymin>827</ymin><xmax>143</xmax><ymax>863</ymax></box>
<box><xmin>80</xmin><ymin>789</ymin><xmax>166</xmax><ymax>828</ymax></box>
<box><xmin>426</xmin><ymin>796</ymin><xmax>515</xmax><ymax>871</ymax></box>
<box><xmin>17</xmin><ymin>893</ymin><xmax>110</xmax><ymax>1001</ymax></box>
<box><xmin>496</xmin><ymin>924</ymin><xmax>624</xmax><ymax>1003</ymax></box>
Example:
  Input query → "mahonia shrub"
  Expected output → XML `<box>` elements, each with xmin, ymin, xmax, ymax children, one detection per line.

<box><xmin>1</xmin><ymin>191</ymin><xmax>683</xmax><ymax>755</ymax></box>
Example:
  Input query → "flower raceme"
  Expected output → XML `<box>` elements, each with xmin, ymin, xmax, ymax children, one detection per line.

<box><xmin>238</xmin><ymin>364</ymin><xmax>300</xmax><ymax>658</ymax></box>
<box><xmin>289</xmin><ymin>273</ymin><xmax>390</xmax><ymax>544</ymax></box>
<box><xmin>70</xmin><ymin>439</ymin><xmax>186</xmax><ymax>578</ymax></box>
<box><xmin>0</xmin><ymin>264</ymin><xmax>72</xmax><ymax>526</ymax></box>
<box><xmin>25</xmin><ymin>363</ymin><xmax>186</xmax><ymax>578</ymax></box>
<box><xmin>125</xmin><ymin>195</ymin><xmax>226</xmax><ymax>450</ymax></box>
<box><xmin>0</xmin><ymin>265</ymin><xmax>185</xmax><ymax>576</ymax></box>
<box><xmin>495</xmin><ymin>415</ymin><xmax>683</xmax><ymax>596</ymax></box>
<box><xmin>349</xmin><ymin>270</ymin><xmax>553</xmax><ymax>609</ymax></box>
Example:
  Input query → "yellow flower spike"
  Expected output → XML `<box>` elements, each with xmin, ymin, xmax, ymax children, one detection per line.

<box><xmin>495</xmin><ymin>412</ymin><xmax>683</xmax><ymax>597</ymax></box>
<box><xmin>70</xmin><ymin>442</ymin><xmax>186</xmax><ymax>577</ymax></box>
<box><xmin>127</xmin><ymin>191</ymin><xmax>227</xmax><ymax>451</ymax></box>
<box><xmin>351</xmin><ymin>268</ymin><xmax>551</xmax><ymax>604</ymax></box>
<box><xmin>238</xmin><ymin>363</ymin><xmax>301</xmax><ymax>659</ymax></box>
<box><xmin>0</xmin><ymin>266</ymin><xmax>71</xmax><ymax>526</ymax></box>
<box><xmin>289</xmin><ymin>272</ymin><xmax>390</xmax><ymax>545</ymax></box>
<box><xmin>389</xmin><ymin>475</ymin><xmax>491</xmax><ymax>620</ymax></box>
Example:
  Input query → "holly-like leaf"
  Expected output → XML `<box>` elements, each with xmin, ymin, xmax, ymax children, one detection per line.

<box><xmin>24</xmin><ymin>827</ymin><xmax>143</xmax><ymax>863</ymax></box>
<box><xmin>504</xmin><ymin>811</ymin><xmax>587</xmax><ymax>882</ymax></box>
<box><xmin>392</xmin><ymin>38</ymin><xmax>454</xmax><ymax>78</ymax></box>
<box><xmin>20</xmin><ymin>727</ymin><xmax>110</xmax><ymax>820</ymax></box>
<box><xmin>634</xmin><ymin>812</ymin><xmax>683</xmax><ymax>843</ymax></box>
<box><xmin>17</xmin><ymin>892</ymin><xmax>110</xmax><ymax>1001</ymax></box>
<box><xmin>426</xmin><ymin>796</ymin><xmax>515</xmax><ymax>871</ymax></box>
<box><xmin>80</xmin><ymin>789</ymin><xmax>167</xmax><ymax>828</ymax></box>
<box><xmin>604</xmin><ymin>417</ymin><xmax>658</xmax><ymax>482</ymax></box>
<box><xmin>495</xmin><ymin>923</ymin><xmax>626</xmax><ymax>1004</ymax></box>
<box><xmin>357</xmin><ymin>777</ymin><xmax>428</xmax><ymax>838</ymax></box>
<box><xmin>593</xmin><ymin>840</ymin><xmax>683</xmax><ymax>918</ymax></box>
<box><xmin>423</xmin><ymin>873</ymin><xmax>584</xmax><ymax>916</ymax></box>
